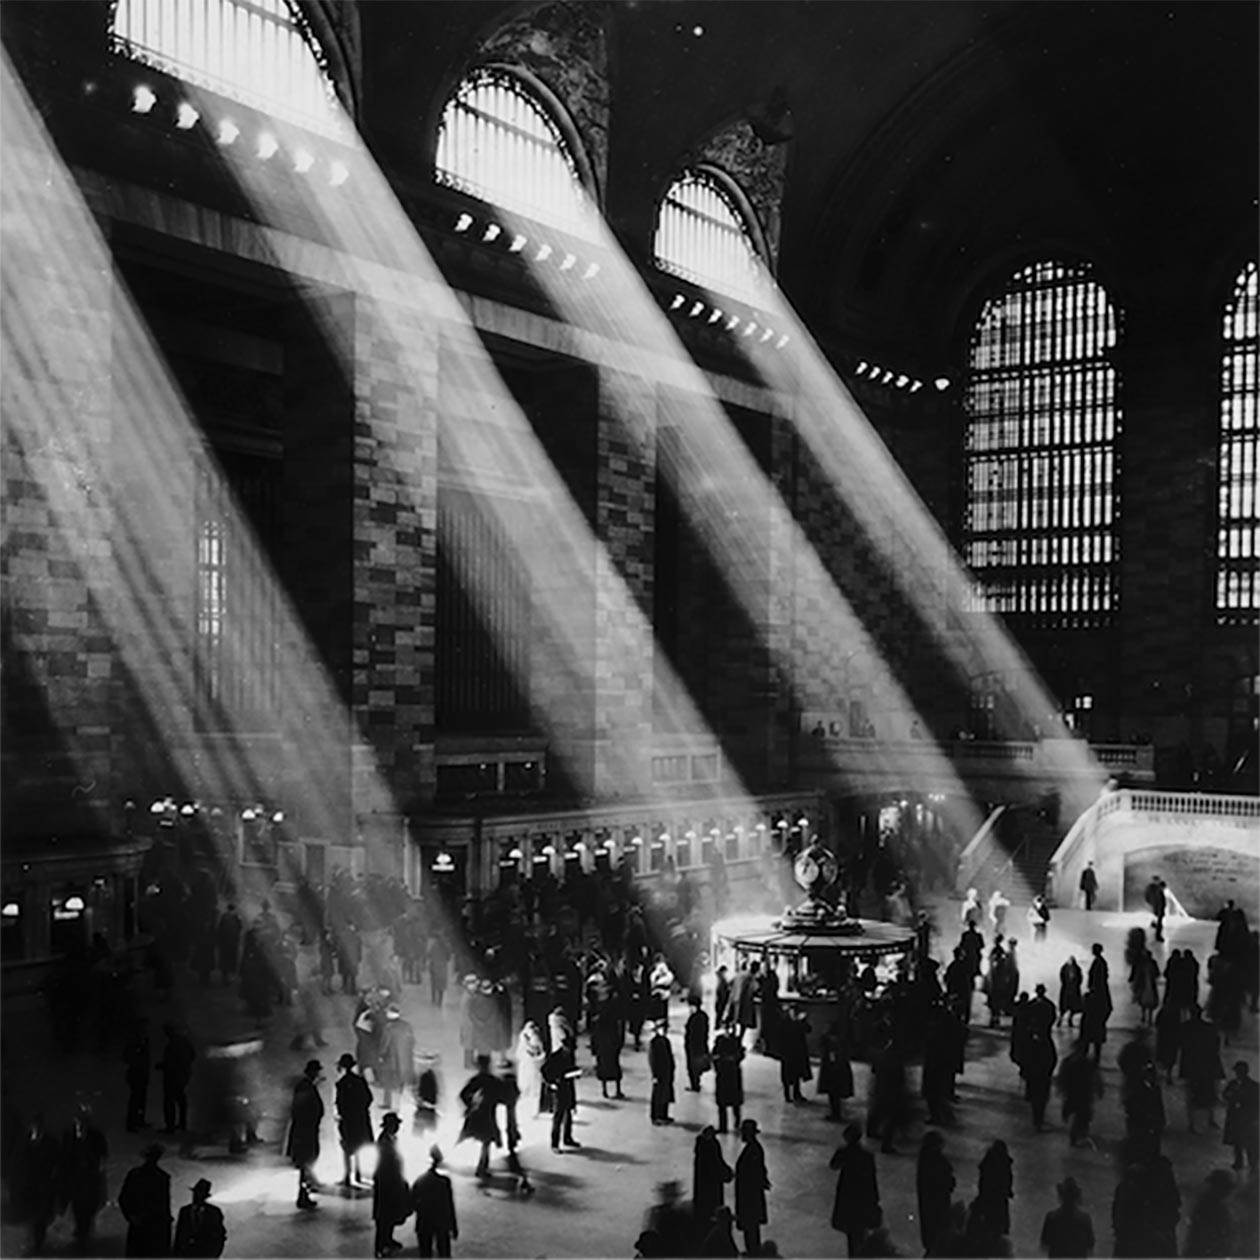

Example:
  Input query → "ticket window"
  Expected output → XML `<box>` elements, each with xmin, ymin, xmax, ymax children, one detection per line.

<box><xmin>1</xmin><ymin>895</ymin><xmax>24</xmax><ymax>960</ymax></box>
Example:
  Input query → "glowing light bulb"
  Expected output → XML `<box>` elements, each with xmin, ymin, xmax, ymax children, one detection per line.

<box><xmin>175</xmin><ymin>102</ymin><xmax>199</xmax><ymax>130</ymax></box>
<box><xmin>535</xmin><ymin>243</ymin><xmax>553</xmax><ymax>262</ymax></box>
<box><xmin>454</xmin><ymin>213</ymin><xmax>473</xmax><ymax>233</ymax></box>
<box><xmin>293</xmin><ymin>147</ymin><xmax>315</xmax><ymax>174</ymax></box>
<box><xmin>582</xmin><ymin>262</ymin><xmax>600</xmax><ymax>279</ymax></box>
<box><xmin>760</xmin><ymin>327</ymin><xmax>775</xmax><ymax>342</ymax></box>
<box><xmin>856</xmin><ymin>360</ymin><xmax>868</xmax><ymax>374</ymax></box>
<box><xmin>896</xmin><ymin>374</ymin><xmax>909</xmax><ymax>388</ymax></box>
<box><xmin>217</xmin><ymin>119</ymin><xmax>240</xmax><ymax>145</ymax></box>
<box><xmin>559</xmin><ymin>252</ymin><xmax>577</xmax><ymax>271</ymax></box>
<box><xmin>776</xmin><ymin>334</ymin><xmax>790</xmax><ymax>349</ymax></box>
<box><xmin>482</xmin><ymin>223</ymin><xmax>501</xmax><ymax>242</ymax></box>
<box><xmin>910</xmin><ymin>380</ymin><xmax>923</xmax><ymax>393</ymax></box>
<box><xmin>669</xmin><ymin>294</ymin><xmax>686</xmax><ymax>311</ymax></box>
<box><xmin>132</xmin><ymin>85</ymin><xmax>157</xmax><ymax>114</ymax></box>
<box><xmin>257</xmin><ymin>132</ymin><xmax>279</xmax><ymax>160</ymax></box>
<box><xmin>509</xmin><ymin>234</ymin><xmax>528</xmax><ymax>253</ymax></box>
<box><xmin>934</xmin><ymin>376</ymin><xmax>950</xmax><ymax>391</ymax></box>
<box><xmin>708</xmin><ymin>308</ymin><xmax>724</xmax><ymax>324</ymax></box>
<box><xmin>689</xmin><ymin>300</ymin><xmax>705</xmax><ymax>317</ymax></box>
<box><xmin>329</xmin><ymin>160</ymin><xmax>349</xmax><ymax>187</ymax></box>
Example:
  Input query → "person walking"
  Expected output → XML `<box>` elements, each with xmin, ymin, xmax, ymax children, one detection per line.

<box><xmin>1183</xmin><ymin>1169</ymin><xmax>1235</xmax><ymax>1257</ymax></box>
<box><xmin>1179</xmin><ymin>1006</ymin><xmax>1224</xmax><ymax>1133</ymax></box>
<box><xmin>684</xmin><ymin>995</ymin><xmax>711</xmax><ymax>1093</ymax></box>
<box><xmin>692</xmin><ymin>1125</ymin><xmax>733</xmax><ymax>1235</ymax></box>
<box><xmin>1058</xmin><ymin>956</ymin><xmax>1084</xmax><ymax>1029</ymax></box>
<box><xmin>915</xmin><ymin>1131</ymin><xmax>955</xmax><ymax>1256</ymax></box>
<box><xmin>712</xmin><ymin>1022</ymin><xmax>745</xmax><ymax>1134</ymax></box>
<box><xmin>1079</xmin><ymin>863</ymin><xmax>1098</xmax><ymax>911</ymax></box>
<box><xmin>334</xmin><ymin>1053</ymin><xmax>374</xmax><ymax>1186</ymax></box>
<box><xmin>830</xmin><ymin>1123</ymin><xmax>880</xmax><ymax>1257</ymax></box>
<box><xmin>594</xmin><ymin>1003</ymin><xmax>626</xmax><ymax>1100</ymax></box>
<box><xmin>1145</xmin><ymin>876</ymin><xmax>1168</xmax><ymax>943</ymax></box>
<box><xmin>1028</xmin><ymin>894</ymin><xmax>1051</xmax><ymax>944</ymax></box>
<box><xmin>1039</xmin><ymin>1176</ymin><xmax>1093</xmax><ymax>1258</ymax></box>
<box><xmin>216</xmin><ymin>904</ymin><xmax>243</xmax><ymax>983</ymax></box>
<box><xmin>159</xmin><ymin>1022</ymin><xmax>196</xmax><ymax>1135</ymax></box>
<box><xmin>1079</xmin><ymin>987</ymin><xmax>1110</xmax><ymax>1064</ymax></box>
<box><xmin>61</xmin><ymin>1103</ymin><xmax>109</xmax><ymax>1251</ymax></box>
<box><xmin>172</xmin><ymin>1178</ymin><xmax>226</xmax><ymax>1258</ymax></box>
<box><xmin>714</xmin><ymin>967</ymin><xmax>732</xmax><ymax>1030</ymax></box>
<box><xmin>700</xmin><ymin>1204</ymin><xmax>739</xmax><ymax>1258</ymax></box>
<box><xmin>817</xmin><ymin>1023</ymin><xmax>855</xmax><ymax>1122</ymax></box>
<box><xmin>410</xmin><ymin>1145</ymin><xmax>458</xmax><ymax>1258</ymax></box>
<box><xmin>457</xmin><ymin>1054</ymin><xmax>501</xmax><ymax>1179</ymax></box>
<box><xmin>1131</xmin><ymin>951</ymin><xmax>1161</xmax><ymax>1027</ymax></box>
<box><xmin>542</xmin><ymin>1037</ymin><xmax>579</xmax><ymax>1152</ymax></box>
<box><xmin>118</xmin><ymin>1143</ymin><xmax>172</xmax><ymax>1258</ymax></box>
<box><xmin>378</xmin><ymin>1005</ymin><xmax>416</xmax><ymax>1112</ymax></box>
<box><xmin>734</xmin><ymin>1118</ymin><xmax>770</xmax><ymax>1259</ymax></box>
<box><xmin>124</xmin><ymin>1019</ymin><xmax>152</xmax><ymax>1133</ymax></box>
<box><xmin>1057</xmin><ymin>1043</ymin><xmax>1102</xmax><ymax>1149</ymax></box>
<box><xmin>777</xmin><ymin>1006</ymin><xmax>812</xmax><ymax>1104</ymax></box>
<box><xmin>372</xmin><ymin>1112</ymin><xmax>410</xmax><ymax>1258</ymax></box>
<box><xmin>1023</xmin><ymin>1030</ymin><xmax>1058</xmax><ymax>1131</ymax></box>
<box><xmin>649</xmin><ymin>1021</ymin><xmax>676</xmax><ymax>1125</ymax></box>
<box><xmin>286</xmin><ymin>1059</ymin><xmax>324</xmax><ymax>1210</ymax></box>
<box><xmin>1222</xmin><ymin>1059</ymin><xmax>1259</xmax><ymax>1172</ymax></box>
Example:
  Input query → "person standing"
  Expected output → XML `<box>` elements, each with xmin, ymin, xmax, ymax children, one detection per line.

<box><xmin>816</xmin><ymin>1022</ymin><xmax>855</xmax><ymax>1122</ymax></box>
<box><xmin>286</xmin><ymin>1059</ymin><xmax>324</xmax><ymax>1210</ymax></box>
<box><xmin>1028</xmin><ymin>894</ymin><xmax>1051</xmax><ymax>944</ymax></box>
<box><xmin>1023</xmin><ymin>1030</ymin><xmax>1058</xmax><ymax>1131</ymax></box>
<box><xmin>1078</xmin><ymin>863</ymin><xmax>1098</xmax><ymax>911</ymax></box>
<box><xmin>649</xmin><ymin>1021</ymin><xmax>677</xmax><ymax>1125</ymax></box>
<box><xmin>734</xmin><ymin>1118</ymin><xmax>769</xmax><ymax>1259</ymax></box>
<box><xmin>61</xmin><ymin>1103</ymin><xmax>108</xmax><ymax>1251</ymax></box>
<box><xmin>18</xmin><ymin>1113</ymin><xmax>61</xmax><ymax>1255</ymax></box>
<box><xmin>1038</xmin><ymin>1177</ymin><xmax>1093</xmax><ymax>1258</ymax></box>
<box><xmin>118</xmin><ymin>1143</ymin><xmax>172</xmax><ymax>1258</ymax></box>
<box><xmin>1222</xmin><ymin>1059</ymin><xmax>1259</xmax><ymax>1172</ymax></box>
<box><xmin>693</xmin><ymin>1125</ymin><xmax>733</xmax><ymax>1234</ymax></box>
<box><xmin>777</xmin><ymin>1007</ymin><xmax>811</xmax><ymax>1104</ymax></box>
<box><xmin>1179</xmin><ymin>1006</ymin><xmax>1225</xmax><ymax>1133</ymax></box>
<box><xmin>159</xmin><ymin>1022</ymin><xmax>196</xmax><ymax>1135</ymax></box>
<box><xmin>1057</xmin><ymin>1043</ymin><xmax>1102</xmax><ymax>1149</ymax></box>
<box><xmin>372</xmin><ymin>1112</ymin><xmax>410</xmax><ymax>1258</ymax></box>
<box><xmin>428</xmin><ymin>934</ymin><xmax>450</xmax><ymax>1007</ymax></box>
<box><xmin>1058</xmin><ymin>956</ymin><xmax>1084</xmax><ymax>1030</ymax></box>
<box><xmin>334</xmin><ymin>1053</ymin><xmax>374</xmax><ymax>1186</ymax></box>
<box><xmin>594</xmin><ymin>1002</ymin><xmax>626</xmax><ymax>1100</ymax></box>
<box><xmin>1145</xmin><ymin>876</ymin><xmax>1168</xmax><ymax>943</ymax></box>
<box><xmin>216</xmin><ymin>904</ymin><xmax>243</xmax><ymax>984</ymax></box>
<box><xmin>542</xmin><ymin>1037</ymin><xmax>579</xmax><ymax>1152</ymax></box>
<box><xmin>124</xmin><ymin>1019</ymin><xmax>152</xmax><ymax>1133</ymax></box>
<box><xmin>734</xmin><ymin>962</ymin><xmax>759</xmax><ymax>1050</ymax></box>
<box><xmin>378</xmin><ymin>1005</ymin><xmax>416</xmax><ymax>1112</ymax></box>
<box><xmin>1079</xmin><ymin>987</ymin><xmax>1110</xmax><ymax>1064</ymax></box>
<box><xmin>172</xmin><ymin>1178</ymin><xmax>226</xmax><ymax>1258</ymax></box>
<box><xmin>915</xmin><ymin>1131</ymin><xmax>955</xmax><ymax>1256</ymax></box>
<box><xmin>1131</xmin><ymin>951</ymin><xmax>1161</xmax><ymax>1027</ymax></box>
<box><xmin>458</xmin><ymin>1054</ymin><xmax>501</xmax><ymax>1179</ymax></box>
<box><xmin>684</xmin><ymin>996</ymin><xmax>711</xmax><ymax>1093</ymax></box>
<box><xmin>411</xmin><ymin>1145</ymin><xmax>458</xmax><ymax>1259</ymax></box>
<box><xmin>714</xmin><ymin>966</ymin><xmax>732</xmax><ymax>1030</ymax></box>
<box><xmin>829</xmin><ymin>1123</ymin><xmax>880</xmax><ymax>1257</ymax></box>
<box><xmin>712</xmin><ymin>1022</ymin><xmax>745</xmax><ymax>1134</ymax></box>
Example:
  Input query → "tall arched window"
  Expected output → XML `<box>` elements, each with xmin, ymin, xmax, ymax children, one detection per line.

<box><xmin>110</xmin><ymin>0</ymin><xmax>345</xmax><ymax>138</ymax></box>
<box><xmin>654</xmin><ymin>169</ymin><xmax>768</xmax><ymax>305</ymax></box>
<box><xmin>1218</xmin><ymin>260</ymin><xmax>1259</xmax><ymax>620</ymax></box>
<box><xmin>963</xmin><ymin>259</ymin><xmax>1121</xmax><ymax>622</ymax></box>
<box><xmin>435</xmin><ymin>68</ymin><xmax>591</xmax><ymax>236</ymax></box>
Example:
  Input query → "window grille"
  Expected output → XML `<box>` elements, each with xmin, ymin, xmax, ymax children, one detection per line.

<box><xmin>110</xmin><ymin>0</ymin><xmax>346</xmax><ymax>139</ymax></box>
<box><xmin>435</xmin><ymin>68</ymin><xmax>590</xmax><ymax>236</ymax></box>
<box><xmin>655</xmin><ymin>170</ymin><xmax>767</xmax><ymax>305</ymax></box>
<box><xmin>963</xmin><ymin>259</ymin><xmax>1121</xmax><ymax>624</ymax></box>
<box><xmin>194</xmin><ymin>456</ymin><xmax>282</xmax><ymax>730</ymax></box>
<box><xmin>1217</xmin><ymin>260</ymin><xmax>1259</xmax><ymax>620</ymax></box>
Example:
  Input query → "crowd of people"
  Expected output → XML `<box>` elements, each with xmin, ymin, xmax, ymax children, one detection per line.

<box><xmin>4</xmin><ymin>836</ymin><xmax>1259</xmax><ymax>1259</ymax></box>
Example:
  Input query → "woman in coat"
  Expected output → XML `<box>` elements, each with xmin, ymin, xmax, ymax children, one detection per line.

<box><xmin>975</xmin><ymin>1139</ymin><xmax>1013</xmax><ymax>1238</ymax></box>
<box><xmin>593</xmin><ymin>1004</ymin><xmax>626</xmax><ymax>1099</ymax></box>
<box><xmin>516</xmin><ymin>1021</ymin><xmax>547</xmax><ymax>1115</ymax></box>
<box><xmin>816</xmin><ymin>1024</ymin><xmax>855</xmax><ymax>1121</ymax></box>
<box><xmin>830</xmin><ymin>1122</ymin><xmax>881</xmax><ymax>1258</ymax></box>
<box><xmin>692</xmin><ymin>1124</ymin><xmax>733</xmax><ymax>1231</ymax></box>
<box><xmin>371</xmin><ymin>1113</ymin><xmax>410</xmax><ymax>1259</ymax></box>
<box><xmin>734</xmin><ymin>1118</ymin><xmax>769</xmax><ymax>1258</ymax></box>
<box><xmin>1057</xmin><ymin>957</ymin><xmax>1084</xmax><ymax>1029</ymax></box>
<box><xmin>334</xmin><ymin>1054</ymin><xmax>374</xmax><ymax>1186</ymax></box>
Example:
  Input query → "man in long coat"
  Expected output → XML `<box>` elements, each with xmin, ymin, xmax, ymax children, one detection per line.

<box><xmin>286</xmin><ymin>1060</ymin><xmax>324</xmax><ymax>1209</ymax></box>
<box><xmin>378</xmin><ymin>1006</ymin><xmax>416</xmax><ymax>1111</ymax></box>
<box><xmin>172</xmin><ymin>1178</ymin><xmax>226</xmax><ymax>1258</ymax></box>
<box><xmin>712</xmin><ymin>1024</ymin><xmax>744</xmax><ymax>1134</ymax></box>
<box><xmin>714</xmin><ymin>967</ymin><xmax>732</xmax><ymax>1030</ymax></box>
<box><xmin>373</xmin><ymin>1112</ymin><xmax>410</xmax><ymax>1258</ymax></box>
<box><xmin>915</xmin><ymin>1131</ymin><xmax>955</xmax><ymax>1255</ymax></box>
<box><xmin>777</xmin><ymin>1008</ymin><xmax>811</xmax><ymax>1103</ymax></box>
<box><xmin>734</xmin><ymin>1118</ymin><xmax>769</xmax><ymax>1258</ymax></box>
<box><xmin>334</xmin><ymin>1053</ymin><xmax>374</xmax><ymax>1186</ymax></box>
<box><xmin>684</xmin><ymin>996</ymin><xmax>711</xmax><ymax>1093</ymax></box>
<box><xmin>457</xmin><ymin>1054</ymin><xmax>501</xmax><ymax>1178</ymax></box>
<box><xmin>61</xmin><ymin>1103</ymin><xmax>109</xmax><ymax>1249</ymax></box>
<box><xmin>830</xmin><ymin>1122</ymin><xmax>880</xmax><ymax>1257</ymax></box>
<box><xmin>542</xmin><ymin>1039</ymin><xmax>579</xmax><ymax>1151</ymax></box>
<box><xmin>692</xmin><ymin>1124</ymin><xmax>732</xmax><ymax>1231</ymax></box>
<box><xmin>411</xmin><ymin>1145</ymin><xmax>458</xmax><ymax>1258</ymax></box>
<box><xmin>648</xmin><ymin>1022</ymin><xmax>676</xmax><ymax>1125</ymax></box>
<box><xmin>119</xmin><ymin>1143</ymin><xmax>172</xmax><ymax>1257</ymax></box>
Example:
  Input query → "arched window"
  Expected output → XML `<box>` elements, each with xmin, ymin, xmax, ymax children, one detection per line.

<box><xmin>1217</xmin><ymin>260</ymin><xmax>1259</xmax><ymax>620</ymax></box>
<box><xmin>963</xmin><ymin>259</ymin><xmax>1121</xmax><ymax>622</ymax></box>
<box><xmin>110</xmin><ymin>0</ymin><xmax>345</xmax><ymax>138</ymax></box>
<box><xmin>435</xmin><ymin>68</ymin><xmax>591</xmax><ymax>236</ymax></box>
<box><xmin>654</xmin><ymin>169</ymin><xmax>768</xmax><ymax>305</ymax></box>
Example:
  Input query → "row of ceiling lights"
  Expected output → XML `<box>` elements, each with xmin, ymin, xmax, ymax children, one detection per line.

<box><xmin>126</xmin><ymin>82</ymin><xmax>351</xmax><ymax>186</ymax></box>
<box><xmin>453</xmin><ymin>210</ymin><xmax>601</xmax><ymax>280</ymax></box>
<box><xmin>854</xmin><ymin>358</ymin><xmax>950</xmax><ymax>393</ymax></box>
<box><xmin>667</xmin><ymin>292</ymin><xmax>792</xmax><ymax>350</ymax></box>
<box><xmin>143</xmin><ymin>797</ymin><xmax>285</xmax><ymax>823</ymax></box>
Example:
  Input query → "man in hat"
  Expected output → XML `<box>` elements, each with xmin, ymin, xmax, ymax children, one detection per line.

<box><xmin>172</xmin><ymin>1178</ymin><xmax>226</xmax><ymax>1257</ymax></box>
<box><xmin>649</xmin><ymin>1021</ymin><xmax>676</xmax><ymax>1125</ymax></box>
<box><xmin>1039</xmin><ymin>1176</ymin><xmax>1094</xmax><ymax>1259</ymax></box>
<box><xmin>411</xmin><ymin>1145</ymin><xmax>458</xmax><ymax>1257</ymax></box>
<box><xmin>644</xmin><ymin>1178</ymin><xmax>694</xmax><ymax>1257</ymax></box>
<box><xmin>378</xmin><ymin>1004</ymin><xmax>416</xmax><ymax>1111</ymax></box>
<box><xmin>458</xmin><ymin>1053</ymin><xmax>502</xmax><ymax>1178</ymax></box>
<box><xmin>373</xmin><ymin>1112</ymin><xmax>410</xmax><ymax>1258</ymax></box>
<box><xmin>119</xmin><ymin>1143</ymin><xmax>172</xmax><ymax>1257</ymax></box>
<box><xmin>542</xmin><ymin>1036</ymin><xmax>580</xmax><ymax>1152</ymax></box>
<box><xmin>286</xmin><ymin>1060</ymin><xmax>324</xmax><ymax>1210</ymax></box>
<box><xmin>335</xmin><ymin>1053</ymin><xmax>374</xmax><ymax>1186</ymax></box>
<box><xmin>734</xmin><ymin>1118</ymin><xmax>769</xmax><ymax>1258</ymax></box>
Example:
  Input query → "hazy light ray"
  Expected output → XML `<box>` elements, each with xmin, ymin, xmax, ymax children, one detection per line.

<box><xmin>206</xmin><ymin>92</ymin><xmax>748</xmax><ymax>808</ymax></box>
<box><xmin>0</xmin><ymin>54</ymin><xmax>414</xmax><ymax>979</ymax></box>
<box><xmin>480</xmin><ymin>202</ymin><xmax>986</xmax><ymax>846</ymax></box>
<box><xmin>737</xmin><ymin>292</ymin><xmax>1108</xmax><ymax>817</ymax></box>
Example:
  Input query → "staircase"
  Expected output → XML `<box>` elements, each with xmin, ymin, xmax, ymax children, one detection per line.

<box><xmin>995</xmin><ymin>804</ymin><xmax>1063</xmax><ymax>901</ymax></box>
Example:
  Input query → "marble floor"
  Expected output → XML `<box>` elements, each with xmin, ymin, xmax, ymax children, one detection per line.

<box><xmin>2</xmin><ymin>897</ymin><xmax>1256</xmax><ymax>1258</ymax></box>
